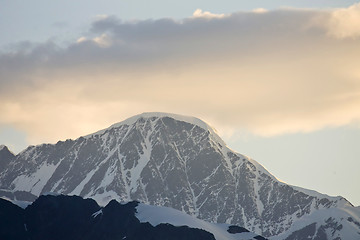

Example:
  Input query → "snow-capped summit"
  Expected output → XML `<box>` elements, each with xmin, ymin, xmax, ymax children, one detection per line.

<box><xmin>85</xmin><ymin>112</ymin><xmax>221</xmax><ymax>141</ymax></box>
<box><xmin>0</xmin><ymin>113</ymin><xmax>359</xmax><ymax>239</ymax></box>
<box><xmin>110</xmin><ymin>112</ymin><xmax>215</xmax><ymax>133</ymax></box>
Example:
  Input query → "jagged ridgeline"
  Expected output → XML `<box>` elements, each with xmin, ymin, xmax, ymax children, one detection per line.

<box><xmin>0</xmin><ymin>113</ymin><xmax>359</xmax><ymax>239</ymax></box>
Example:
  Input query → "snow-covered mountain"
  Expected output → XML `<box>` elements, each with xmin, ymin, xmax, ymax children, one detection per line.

<box><xmin>0</xmin><ymin>112</ymin><xmax>359</xmax><ymax>239</ymax></box>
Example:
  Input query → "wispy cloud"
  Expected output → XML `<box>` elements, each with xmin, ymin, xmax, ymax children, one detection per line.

<box><xmin>1</xmin><ymin>4</ymin><xmax>360</xmax><ymax>145</ymax></box>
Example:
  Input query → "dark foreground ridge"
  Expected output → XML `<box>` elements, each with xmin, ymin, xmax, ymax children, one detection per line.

<box><xmin>0</xmin><ymin>194</ymin><xmax>268</xmax><ymax>240</ymax></box>
<box><xmin>0</xmin><ymin>195</ymin><xmax>216</xmax><ymax>240</ymax></box>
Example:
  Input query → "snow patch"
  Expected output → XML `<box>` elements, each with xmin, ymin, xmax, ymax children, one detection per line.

<box><xmin>70</xmin><ymin>169</ymin><xmax>97</xmax><ymax>195</ymax></box>
<box><xmin>92</xmin><ymin>209</ymin><xmax>103</xmax><ymax>218</ymax></box>
<box><xmin>128</xmin><ymin>133</ymin><xmax>152</xmax><ymax>193</ymax></box>
<box><xmin>12</xmin><ymin>160</ymin><xmax>63</xmax><ymax>196</ymax></box>
<box><xmin>136</xmin><ymin>203</ymin><xmax>258</xmax><ymax>240</ymax></box>
<box><xmin>89</xmin><ymin>190</ymin><xmax>121</xmax><ymax>206</ymax></box>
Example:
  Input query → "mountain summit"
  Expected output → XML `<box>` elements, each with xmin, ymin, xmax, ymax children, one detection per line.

<box><xmin>0</xmin><ymin>112</ymin><xmax>359</xmax><ymax>239</ymax></box>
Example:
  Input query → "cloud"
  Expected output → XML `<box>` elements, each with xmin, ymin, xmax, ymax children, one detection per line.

<box><xmin>327</xmin><ymin>3</ymin><xmax>360</xmax><ymax>38</ymax></box>
<box><xmin>192</xmin><ymin>9</ymin><xmax>226</xmax><ymax>19</ymax></box>
<box><xmin>95</xmin><ymin>14</ymin><xmax>110</xmax><ymax>20</ymax></box>
<box><xmin>76</xmin><ymin>37</ymin><xmax>87</xmax><ymax>43</ymax></box>
<box><xmin>92</xmin><ymin>33</ymin><xmax>112</xmax><ymax>47</ymax></box>
<box><xmin>310</xmin><ymin>3</ymin><xmax>360</xmax><ymax>39</ymax></box>
<box><xmin>252</xmin><ymin>8</ymin><xmax>268</xmax><ymax>14</ymax></box>
<box><xmin>1</xmin><ymin>4</ymin><xmax>360</xmax><ymax>146</ymax></box>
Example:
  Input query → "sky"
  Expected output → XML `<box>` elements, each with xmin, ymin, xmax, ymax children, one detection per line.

<box><xmin>1</xmin><ymin>0</ymin><xmax>360</xmax><ymax>206</ymax></box>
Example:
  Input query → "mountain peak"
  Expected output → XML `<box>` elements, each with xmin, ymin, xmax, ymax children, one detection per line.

<box><xmin>114</xmin><ymin>112</ymin><xmax>213</xmax><ymax>131</ymax></box>
<box><xmin>85</xmin><ymin>112</ymin><xmax>218</xmax><ymax>138</ymax></box>
<box><xmin>0</xmin><ymin>144</ymin><xmax>15</xmax><ymax>156</ymax></box>
<box><xmin>0</xmin><ymin>144</ymin><xmax>15</xmax><ymax>170</ymax></box>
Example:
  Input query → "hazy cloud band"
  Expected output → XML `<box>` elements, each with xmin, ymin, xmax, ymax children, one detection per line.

<box><xmin>1</xmin><ymin>4</ymin><xmax>360</xmax><ymax>144</ymax></box>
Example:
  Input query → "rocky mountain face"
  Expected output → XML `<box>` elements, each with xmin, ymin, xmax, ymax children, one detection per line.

<box><xmin>3</xmin><ymin>194</ymin><xmax>259</xmax><ymax>240</ymax></box>
<box><xmin>0</xmin><ymin>113</ymin><xmax>359</xmax><ymax>239</ymax></box>
<box><xmin>0</xmin><ymin>145</ymin><xmax>15</xmax><ymax>171</ymax></box>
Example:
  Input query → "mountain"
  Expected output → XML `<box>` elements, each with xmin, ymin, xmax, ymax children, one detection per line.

<box><xmin>279</xmin><ymin>205</ymin><xmax>360</xmax><ymax>240</ymax></box>
<box><xmin>0</xmin><ymin>145</ymin><xmax>15</xmax><ymax>171</ymax></box>
<box><xmin>0</xmin><ymin>112</ymin><xmax>359</xmax><ymax>239</ymax></box>
<box><xmin>0</xmin><ymin>194</ymin><xmax>265</xmax><ymax>240</ymax></box>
